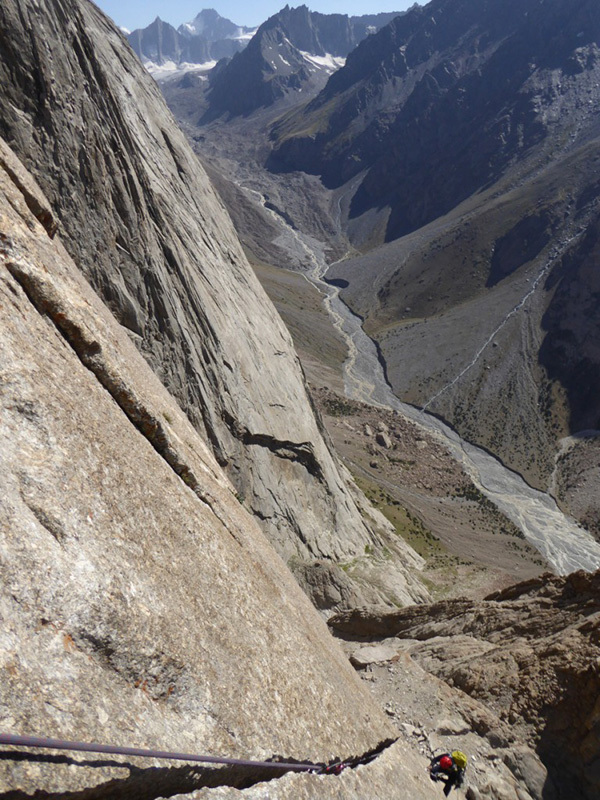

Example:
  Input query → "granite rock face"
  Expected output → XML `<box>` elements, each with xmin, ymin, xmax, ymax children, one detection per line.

<box><xmin>0</xmin><ymin>135</ymin><xmax>428</xmax><ymax>799</ymax></box>
<box><xmin>0</xmin><ymin>0</ymin><xmax>427</xmax><ymax>609</ymax></box>
<box><xmin>168</xmin><ymin>739</ymin><xmax>435</xmax><ymax>799</ymax></box>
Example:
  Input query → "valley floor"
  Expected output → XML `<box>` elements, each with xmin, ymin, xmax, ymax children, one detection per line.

<box><xmin>252</xmin><ymin>258</ymin><xmax>549</xmax><ymax>600</ymax></box>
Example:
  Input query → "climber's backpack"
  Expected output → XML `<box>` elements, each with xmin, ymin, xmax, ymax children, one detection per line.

<box><xmin>452</xmin><ymin>750</ymin><xmax>468</xmax><ymax>770</ymax></box>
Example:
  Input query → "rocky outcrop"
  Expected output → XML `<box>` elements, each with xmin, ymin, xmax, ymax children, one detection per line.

<box><xmin>0</xmin><ymin>0</ymin><xmax>428</xmax><ymax>609</ymax></box>
<box><xmin>329</xmin><ymin>570</ymin><xmax>600</xmax><ymax>799</ymax></box>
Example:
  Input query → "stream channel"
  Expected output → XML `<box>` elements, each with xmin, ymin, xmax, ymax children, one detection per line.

<box><xmin>323</xmin><ymin>283</ymin><xmax>600</xmax><ymax>576</ymax></box>
<box><xmin>249</xmin><ymin>184</ymin><xmax>600</xmax><ymax>575</ymax></box>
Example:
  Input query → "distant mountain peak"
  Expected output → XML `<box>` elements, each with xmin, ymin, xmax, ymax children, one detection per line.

<box><xmin>177</xmin><ymin>7</ymin><xmax>252</xmax><ymax>40</ymax></box>
<box><xmin>128</xmin><ymin>8</ymin><xmax>251</xmax><ymax>71</ymax></box>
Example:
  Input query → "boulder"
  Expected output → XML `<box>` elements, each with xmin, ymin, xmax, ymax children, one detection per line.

<box><xmin>350</xmin><ymin>644</ymin><xmax>402</xmax><ymax>669</ymax></box>
<box><xmin>503</xmin><ymin>745</ymin><xmax>553</xmax><ymax>800</ymax></box>
<box><xmin>435</xmin><ymin>718</ymin><xmax>471</xmax><ymax>736</ymax></box>
<box><xmin>376</xmin><ymin>431</ymin><xmax>393</xmax><ymax>449</ymax></box>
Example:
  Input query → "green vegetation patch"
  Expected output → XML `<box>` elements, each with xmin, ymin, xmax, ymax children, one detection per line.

<box><xmin>321</xmin><ymin>395</ymin><xmax>361</xmax><ymax>417</ymax></box>
<box><xmin>451</xmin><ymin>484</ymin><xmax>525</xmax><ymax>539</ymax></box>
<box><xmin>272</xmin><ymin>97</ymin><xmax>341</xmax><ymax>145</ymax></box>
<box><xmin>353</xmin><ymin>474</ymin><xmax>502</xmax><ymax>600</ymax></box>
<box><xmin>355</xmin><ymin>475</ymin><xmax>446</xmax><ymax>562</ymax></box>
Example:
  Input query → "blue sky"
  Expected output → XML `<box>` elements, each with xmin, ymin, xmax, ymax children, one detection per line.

<box><xmin>93</xmin><ymin>1</ymin><xmax>421</xmax><ymax>32</ymax></box>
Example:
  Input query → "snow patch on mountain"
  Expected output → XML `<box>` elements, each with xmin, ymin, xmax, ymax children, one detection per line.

<box><xmin>300</xmin><ymin>51</ymin><xmax>346</xmax><ymax>73</ymax></box>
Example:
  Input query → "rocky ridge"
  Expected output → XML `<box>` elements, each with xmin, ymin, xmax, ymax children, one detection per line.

<box><xmin>204</xmin><ymin>5</ymin><xmax>404</xmax><ymax>118</ymax></box>
<box><xmin>0</xmin><ymin>0</ymin><xmax>427</xmax><ymax>610</ymax></box>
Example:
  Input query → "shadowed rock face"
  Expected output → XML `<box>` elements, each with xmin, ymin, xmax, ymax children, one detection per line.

<box><xmin>0</xmin><ymin>136</ymin><xmax>442</xmax><ymax>799</ymax></box>
<box><xmin>0</xmin><ymin>0</ymin><xmax>427</xmax><ymax>608</ymax></box>
<box><xmin>128</xmin><ymin>17</ymin><xmax>186</xmax><ymax>64</ymax></box>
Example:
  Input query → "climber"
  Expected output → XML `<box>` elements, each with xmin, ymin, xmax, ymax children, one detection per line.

<box><xmin>429</xmin><ymin>750</ymin><xmax>467</xmax><ymax>795</ymax></box>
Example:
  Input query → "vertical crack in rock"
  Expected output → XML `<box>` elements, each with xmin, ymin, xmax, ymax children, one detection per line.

<box><xmin>20</xmin><ymin>497</ymin><xmax>68</xmax><ymax>544</ymax></box>
<box><xmin>0</xmin><ymin>755</ymin><xmax>289</xmax><ymax>799</ymax></box>
<box><xmin>0</xmin><ymin>162</ymin><xmax>58</xmax><ymax>237</ymax></box>
<box><xmin>0</xmin><ymin>142</ymin><xmax>58</xmax><ymax>238</ymax></box>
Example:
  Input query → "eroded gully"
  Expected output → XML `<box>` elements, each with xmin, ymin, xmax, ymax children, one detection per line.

<box><xmin>243</xmin><ymin>186</ymin><xmax>600</xmax><ymax>576</ymax></box>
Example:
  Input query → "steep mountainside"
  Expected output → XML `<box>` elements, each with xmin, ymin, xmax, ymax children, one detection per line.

<box><xmin>271</xmin><ymin>0</ymin><xmax>600</xmax><ymax>241</ymax></box>
<box><xmin>0</xmin><ymin>0</ymin><xmax>428</xmax><ymax>609</ymax></box>
<box><xmin>205</xmin><ymin>5</ymin><xmax>403</xmax><ymax>118</ymax></box>
<box><xmin>325</xmin><ymin>138</ymin><xmax>600</xmax><ymax>496</ymax></box>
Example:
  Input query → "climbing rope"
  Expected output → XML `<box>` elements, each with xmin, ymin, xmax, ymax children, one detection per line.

<box><xmin>0</xmin><ymin>732</ymin><xmax>348</xmax><ymax>775</ymax></box>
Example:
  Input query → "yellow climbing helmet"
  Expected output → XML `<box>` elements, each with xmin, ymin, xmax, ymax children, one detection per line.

<box><xmin>452</xmin><ymin>751</ymin><xmax>468</xmax><ymax>770</ymax></box>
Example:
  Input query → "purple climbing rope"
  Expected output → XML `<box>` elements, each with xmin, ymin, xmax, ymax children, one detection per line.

<box><xmin>0</xmin><ymin>732</ymin><xmax>323</xmax><ymax>773</ymax></box>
